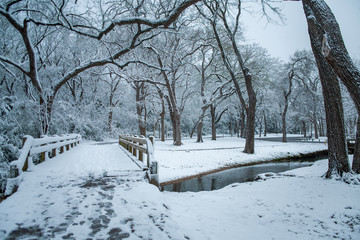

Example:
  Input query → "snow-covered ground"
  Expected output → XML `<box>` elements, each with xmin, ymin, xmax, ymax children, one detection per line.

<box><xmin>156</xmin><ymin>135</ymin><xmax>328</xmax><ymax>183</ymax></box>
<box><xmin>164</xmin><ymin>159</ymin><xmax>360</xmax><ymax>239</ymax></box>
<box><xmin>0</xmin><ymin>138</ymin><xmax>359</xmax><ymax>239</ymax></box>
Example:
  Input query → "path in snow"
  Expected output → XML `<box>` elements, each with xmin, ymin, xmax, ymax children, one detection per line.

<box><xmin>0</xmin><ymin>143</ymin><xmax>186</xmax><ymax>240</ymax></box>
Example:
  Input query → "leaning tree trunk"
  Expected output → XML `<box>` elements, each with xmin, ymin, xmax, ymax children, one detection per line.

<box><xmin>303</xmin><ymin>1</ymin><xmax>350</xmax><ymax>177</ymax></box>
<box><xmin>303</xmin><ymin>0</ymin><xmax>360</xmax><ymax>173</ymax></box>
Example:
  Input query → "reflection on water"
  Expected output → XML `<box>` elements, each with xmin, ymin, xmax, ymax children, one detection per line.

<box><xmin>162</xmin><ymin>161</ymin><xmax>313</xmax><ymax>192</ymax></box>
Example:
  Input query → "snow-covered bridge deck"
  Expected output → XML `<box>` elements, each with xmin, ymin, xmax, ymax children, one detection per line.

<box><xmin>0</xmin><ymin>142</ymin><xmax>170</xmax><ymax>239</ymax></box>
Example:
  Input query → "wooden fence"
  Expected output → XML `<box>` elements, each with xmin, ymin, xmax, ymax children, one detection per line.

<box><xmin>119</xmin><ymin>135</ymin><xmax>159</xmax><ymax>187</ymax></box>
<box><xmin>9</xmin><ymin>134</ymin><xmax>82</xmax><ymax>178</ymax></box>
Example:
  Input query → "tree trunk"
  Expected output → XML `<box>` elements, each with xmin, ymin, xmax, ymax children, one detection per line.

<box><xmin>174</xmin><ymin>111</ymin><xmax>182</xmax><ymax>146</ymax></box>
<box><xmin>158</xmin><ymin>89</ymin><xmax>166</xmax><ymax>141</ymax></box>
<box><xmin>303</xmin><ymin>0</ymin><xmax>350</xmax><ymax>177</ymax></box>
<box><xmin>211</xmin><ymin>105</ymin><xmax>216</xmax><ymax>140</ymax></box>
<box><xmin>40</xmin><ymin>95</ymin><xmax>55</xmax><ymax>136</ymax></box>
<box><xmin>235</xmin><ymin>120</ymin><xmax>240</xmax><ymax>138</ymax></box>
<box><xmin>108</xmin><ymin>110</ymin><xmax>113</xmax><ymax>133</ymax></box>
<box><xmin>313</xmin><ymin>120</ymin><xmax>319</xmax><ymax>139</ymax></box>
<box><xmin>229</xmin><ymin>118</ymin><xmax>233</xmax><ymax>137</ymax></box>
<box><xmin>244</xmin><ymin>78</ymin><xmax>256</xmax><ymax>153</ymax></box>
<box><xmin>304</xmin><ymin>0</ymin><xmax>360</xmax><ymax>172</ymax></box>
<box><xmin>197</xmin><ymin>121</ymin><xmax>204</xmax><ymax>142</ymax></box>
<box><xmin>263</xmin><ymin>111</ymin><xmax>267</xmax><ymax>137</ymax></box>
<box><xmin>190</xmin><ymin>120</ymin><xmax>198</xmax><ymax>139</ymax></box>
<box><xmin>352</xmin><ymin>118</ymin><xmax>360</xmax><ymax>173</ymax></box>
<box><xmin>240</xmin><ymin>108</ymin><xmax>246</xmax><ymax>138</ymax></box>
<box><xmin>160</xmin><ymin>111</ymin><xmax>165</xmax><ymax>142</ymax></box>
<box><xmin>196</xmin><ymin>107</ymin><xmax>209</xmax><ymax>142</ymax></box>
<box><xmin>136</xmin><ymin>84</ymin><xmax>147</xmax><ymax>136</ymax></box>
<box><xmin>282</xmin><ymin>110</ymin><xmax>287</xmax><ymax>143</ymax></box>
<box><xmin>302</xmin><ymin>121</ymin><xmax>307</xmax><ymax>137</ymax></box>
<box><xmin>258</xmin><ymin>120</ymin><xmax>262</xmax><ymax>138</ymax></box>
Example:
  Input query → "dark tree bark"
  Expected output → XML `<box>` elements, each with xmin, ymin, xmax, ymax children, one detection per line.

<box><xmin>303</xmin><ymin>0</ymin><xmax>350</xmax><ymax>177</ymax></box>
<box><xmin>353</xmin><ymin>119</ymin><xmax>360</xmax><ymax>173</ymax></box>
<box><xmin>302</xmin><ymin>0</ymin><xmax>360</xmax><ymax>173</ymax></box>
<box><xmin>240</xmin><ymin>108</ymin><xmax>246</xmax><ymax>138</ymax></box>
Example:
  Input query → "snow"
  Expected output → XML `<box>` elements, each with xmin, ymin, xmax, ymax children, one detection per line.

<box><xmin>165</xmin><ymin>159</ymin><xmax>360</xmax><ymax>240</ymax></box>
<box><xmin>156</xmin><ymin>135</ymin><xmax>328</xmax><ymax>183</ymax></box>
<box><xmin>0</xmin><ymin>138</ymin><xmax>359</xmax><ymax>239</ymax></box>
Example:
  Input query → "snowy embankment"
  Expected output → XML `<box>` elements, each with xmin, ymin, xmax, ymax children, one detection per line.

<box><xmin>163</xmin><ymin>159</ymin><xmax>360</xmax><ymax>240</ymax></box>
<box><xmin>156</xmin><ymin>135</ymin><xmax>328</xmax><ymax>184</ymax></box>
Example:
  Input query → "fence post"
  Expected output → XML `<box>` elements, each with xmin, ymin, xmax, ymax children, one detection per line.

<box><xmin>133</xmin><ymin>136</ymin><xmax>137</xmax><ymax>157</ymax></box>
<box><xmin>139</xmin><ymin>136</ymin><xmax>144</xmax><ymax>162</ymax></box>
<box><xmin>22</xmin><ymin>136</ymin><xmax>29</xmax><ymax>172</ymax></box>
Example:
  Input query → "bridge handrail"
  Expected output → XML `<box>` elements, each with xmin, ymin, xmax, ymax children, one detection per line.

<box><xmin>119</xmin><ymin>134</ymin><xmax>158</xmax><ymax>186</ymax></box>
<box><xmin>10</xmin><ymin>134</ymin><xmax>82</xmax><ymax>178</ymax></box>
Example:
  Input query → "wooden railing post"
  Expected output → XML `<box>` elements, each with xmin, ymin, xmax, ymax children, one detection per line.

<box><xmin>139</xmin><ymin>136</ymin><xmax>144</xmax><ymax>162</ymax></box>
<box><xmin>149</xmin><ymin>136</ymin><xmax>154</xmax><ymax>146</ymax></box>
<box><xmin>40</xmin><ymin>144</ymin><xmax>46</xmax><ymax>163</ymax></box>
<box><xmin>60</xmin><ymin>137</ymin><xmax>65</xmax><ymax>153</ymax></box>
<box><xmin>133</xmin><ymin>136</ymin><xmax>137</xmax><ymax>157</ymax></box>
<box><xmin>22</xmin><ymin>136</ymin><xmax>29</xmax><ymax>172</ymax></box>
<box><xmin>51</xmin><ymin>146</ymin><xmax>57</xmax><ymax>158</ymax></box>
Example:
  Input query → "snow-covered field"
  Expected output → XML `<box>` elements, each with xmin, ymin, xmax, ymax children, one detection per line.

<box><xmin>156</xmin><ymin>135</ymin><xmax>328</xmax><ymax>183</ymax></box>
<box><xmin>0</xmin><ymin>136</ymin><xmax>359</xmax><ymax>239</ymax></box>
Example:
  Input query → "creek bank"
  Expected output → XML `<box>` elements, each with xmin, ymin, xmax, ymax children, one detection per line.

<box><xmin>160</xmin><ymin>150</ymin><xmax>328</xmax><ymax>188</ymax></box>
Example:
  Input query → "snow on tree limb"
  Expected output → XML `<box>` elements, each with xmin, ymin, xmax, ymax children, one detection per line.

<box><xmin>322</xmin><ymin>34</ymin><xmax>330</xmax><ymax>57</ymax></box>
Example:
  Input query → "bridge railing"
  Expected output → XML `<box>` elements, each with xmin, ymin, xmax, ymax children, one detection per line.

<box><xmin>9</xmin><ymin>134</ymin><xmax>82</xmax><ymax>178</ymax></box>
<box><xmin>119</xmin><ymin>134</ymin><xmax>158</xmax><ymax>187</ymax></box>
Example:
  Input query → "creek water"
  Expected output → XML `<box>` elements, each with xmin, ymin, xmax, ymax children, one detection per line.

<box><xmin>162</xmin><ymin>161</ymin><xmax>315</xmax><ymax>192</ymax></box>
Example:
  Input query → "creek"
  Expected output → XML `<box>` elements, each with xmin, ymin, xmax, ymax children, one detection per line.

<box><xmin>161</xmin><ymin>161</ymin><xmax>318</xmax><ymax>192</ymax></box>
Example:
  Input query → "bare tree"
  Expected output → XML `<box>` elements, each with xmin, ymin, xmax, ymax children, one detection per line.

<box><xmin>0</xmin><ymin>0</ymin><xmax>200</xmax><ymax>134</ymax></box>
<box><xmin>201</xmin><ymin>0</ymin><xmax>257</xmax><ymax>153</ymax></box>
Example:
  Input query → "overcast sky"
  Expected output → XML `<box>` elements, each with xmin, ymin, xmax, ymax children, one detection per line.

<box><xmin>240</xmin><ymin>0</ymin><xmax>360</xmax><ymax>61</ymax></box>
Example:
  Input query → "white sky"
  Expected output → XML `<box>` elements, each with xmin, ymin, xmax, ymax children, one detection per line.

<box><xmin>240</xmin><ymin>0</ymin><xmax>360</xmax><ymax>61</ymax></box>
